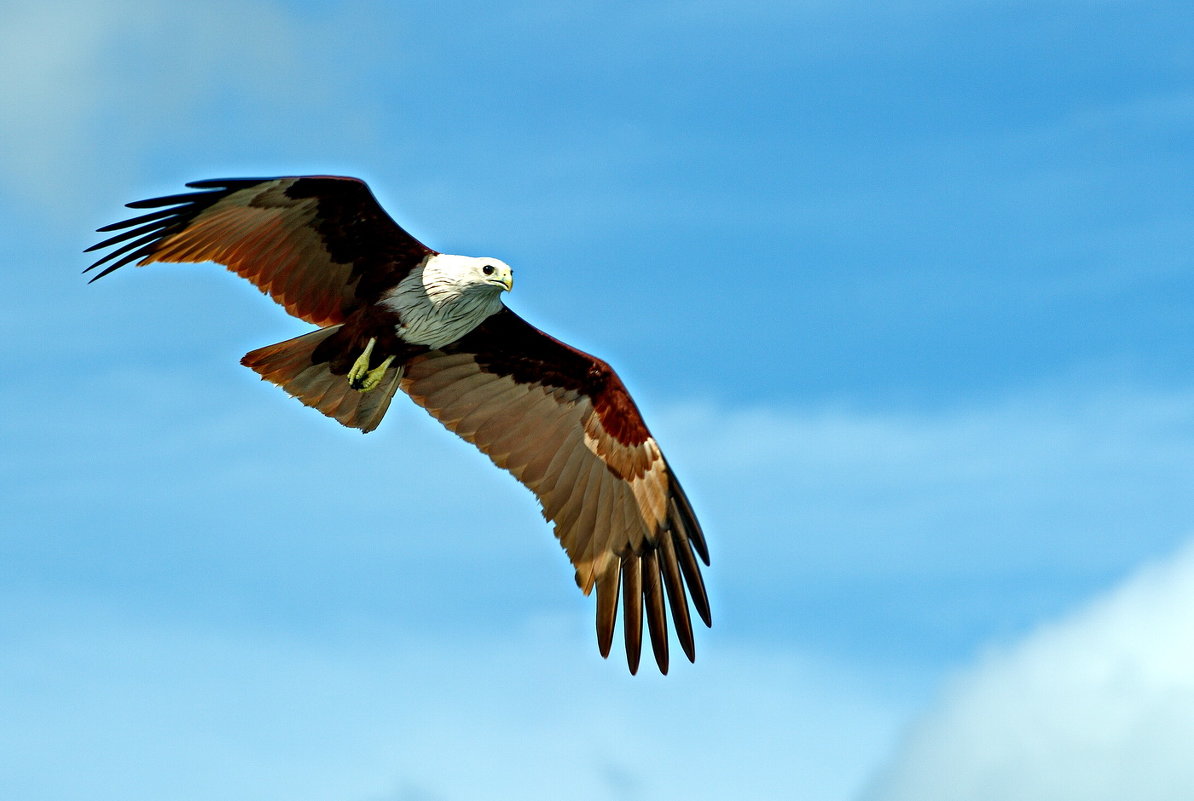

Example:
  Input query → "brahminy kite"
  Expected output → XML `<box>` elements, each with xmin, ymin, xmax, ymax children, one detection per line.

<box><xmin>86</xmin><ymin>176</ymin><xmax>710</xmax><ymax>674</ymax></box>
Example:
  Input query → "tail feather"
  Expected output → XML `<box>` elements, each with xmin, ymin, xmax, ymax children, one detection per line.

<box><xmin>241</xmin><ymin>326</ymin><xmax>402</xmax><ymax>433</ymax></box>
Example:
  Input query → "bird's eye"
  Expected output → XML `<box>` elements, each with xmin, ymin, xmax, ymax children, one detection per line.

<box><xmin>482</xmin><ymin>264</ymin><xmax>495</xmax><ymax>275</ymax></box>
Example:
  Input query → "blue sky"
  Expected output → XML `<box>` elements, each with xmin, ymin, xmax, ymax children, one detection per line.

<box><xmin>2</xmin><ymin>1</ymin><xmax>1193</xmax><ymax>799</ymax></box>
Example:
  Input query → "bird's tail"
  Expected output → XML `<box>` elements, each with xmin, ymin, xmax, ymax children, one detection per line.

<box><xmin>241</xmin><ymin>326</ymin><xmax>403</xmax><ymax>433</ymax></box>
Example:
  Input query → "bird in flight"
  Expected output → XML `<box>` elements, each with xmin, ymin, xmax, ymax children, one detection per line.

<box><xmin>86</xmin><ymin>176</ymin><xmax>710</xmax><ymax>674</ymax></box>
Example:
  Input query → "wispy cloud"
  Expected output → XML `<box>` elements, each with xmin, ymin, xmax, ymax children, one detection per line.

<box><xmin>661</xmin><ymin>386</ymin><xmax>1194</xmax><ymax>581</ymax></box>
<box><xmin>4</xmin><ymin>3</ymin><xmax>1192</xmax><ymax>796</ymax></box>
<box><xmin>7</xmin><ymin>345</ymin><xmax>1193</xmax><ymax>667</ymax></box>
<box><xmin>861</xmin><ymin>538</ymin><xmax>1194</xmax><ymax>801</ymax></box>
<box><xmin>650</xmin><ymin>385</ymin><xmax>1194</xmax><ymax>663</ymax></box>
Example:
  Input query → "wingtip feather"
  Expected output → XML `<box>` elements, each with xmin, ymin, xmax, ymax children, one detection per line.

<box><xmin>622</xmin><ymin>554</ymin><xmax>643</xmax><ymax>675</ymax></box>
<box><xmin>595</xmin><ymin>565</ymin><xmax>619</xmax><ymax>659</ymax></box>
<box><xmin>641</xmin><ymin>549</ymin><xmax>670</xmax><ymax>675</ymax></box>
<box><xmin>658</xmin><ymin>532</ymin><xmax>696</xmax><ymax>663</ymax></box>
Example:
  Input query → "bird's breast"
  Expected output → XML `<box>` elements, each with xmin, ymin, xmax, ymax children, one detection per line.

<box><xmin>380</xmin><ymin>280</ymin><xmax>502</xmax><ymax>350</ymax></box>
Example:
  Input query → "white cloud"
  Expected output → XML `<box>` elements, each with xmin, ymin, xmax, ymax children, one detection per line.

<box><xmin>861</xmin><ymin>539</ymin><xmax>1194</xmax><ymax>801</ymax></box>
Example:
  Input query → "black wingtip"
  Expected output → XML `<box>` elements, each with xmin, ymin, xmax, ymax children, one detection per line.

<box><xmin>124</xmin><ymin>191</ymin><xmax>205</xmax><ymax>209</ymax></box>
<box><xmin>94</xmin><ymin>206</ymin><xmax>180</xmax><ymax>234</ymax></box>
<box><xmin>85</xmin><ymin>179</ymin><xmax>256</xmax><ymax>282</ymax></box>
<box><xmin>669</xmin><ymin>476</ymin><xmax>710</xmax><ymax>566</ymax></box>
<box><xmin>641</xmin><ymin>550</ymin><xmax>670</xmax><ymax>675</ymax></box>
<box><xmin>595</xmin><ymin>566</ymin><xmax>619</xmax><ymax>660</ymax></box>
<box><xmin>658</xmin><ymin>532</ymin><xmax>696</xmax><ymax>664</ymax></box>
<box><xmin>669</xmin><ymin>496</ymin><xmax>712</xmax><ymax>630</ymax></box>
<box><xmin>184</xmin><ymin>177</ymin><xmax>274</xmax><ymax>190</ymax></box>
<box><xmin>622</xmin><ymin>554</ymin><xmax>644</xmax><ymax>675</ymax></box>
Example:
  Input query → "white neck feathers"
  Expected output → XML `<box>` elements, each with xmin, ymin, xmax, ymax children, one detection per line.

<box><xmin>381</xmin><ymin>254</ymin><xmax>507</xmax><ymax>349</ymax></box>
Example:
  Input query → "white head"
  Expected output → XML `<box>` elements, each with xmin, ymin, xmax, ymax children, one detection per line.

<box><xmin>382</xmin><ymin>253</ymin><xmax>514</xmax><ymax>348</ymax></box>
<box><xmin>421</xmin><ymin>254</ymin><xmax>514</xmax><ymax>303</ymax></box>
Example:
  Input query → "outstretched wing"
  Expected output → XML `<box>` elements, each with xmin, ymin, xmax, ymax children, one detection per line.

<box><xmin>400</xmin><ymin>307</ymin><xmax>711</xmax><ymax>674</ymax></box>
<box><xmin>85</xmin><ymin>176</ymin><xmax>435</xmax><ymax>327</ymax></box>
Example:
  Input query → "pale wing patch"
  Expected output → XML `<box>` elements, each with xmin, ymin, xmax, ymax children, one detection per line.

<box><xmin>400</xmin><ymin>353</ymin><xmax>662</xmax><ymax>592</ymax></box>
<box><xmin>582</xmin><ymin>421</ymin><xmax>669</xmax><ymax>538</ymax></box>
<box><xmin>400</xmin><ymin>344</ymin><xmax>711</xmax><ymax>674</ymax></box>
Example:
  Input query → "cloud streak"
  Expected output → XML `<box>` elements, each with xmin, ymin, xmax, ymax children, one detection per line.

<box><xmin>8</xmin><ymin>340</ymin><xmax>1193</xmax><ymax>667</ymax></box>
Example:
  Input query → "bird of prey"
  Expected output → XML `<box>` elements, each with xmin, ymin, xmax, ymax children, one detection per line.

<box><xmin>86</xmin><ymin>176</ymin><xmax>710</xmax><ymax>674</ymax></box>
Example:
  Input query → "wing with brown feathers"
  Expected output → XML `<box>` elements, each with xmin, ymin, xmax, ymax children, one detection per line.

<box><xmin>400</xmin><ymin>307</ymin><xmax>711</xmax><ymax>674</ymax></box>
<box><xmin>85</xmin><ymin>176</ymin><xmax>435</xmax><ymax>327</ymax></box>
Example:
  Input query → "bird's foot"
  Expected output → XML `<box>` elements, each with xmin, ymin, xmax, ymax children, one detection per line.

<box><xmin>354</xmin><ymin>355</ymin><xmax>395</xmax><ymax>391</ymax></box>
<box><xmin>347</xmin><ymin>338</ymin><xmax>395</xmax><ymax>392</ymax></box>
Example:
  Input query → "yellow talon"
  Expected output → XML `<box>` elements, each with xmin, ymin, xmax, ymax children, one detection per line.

<box><xmin>347</xmin><ymin>337</ymin><xmax>394</xmax><ymax>392</ymax></box>
<box><xmin>359</xmin><ymin>355</ymin><xmax>395</xmax><ymax>391</ymax></box>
